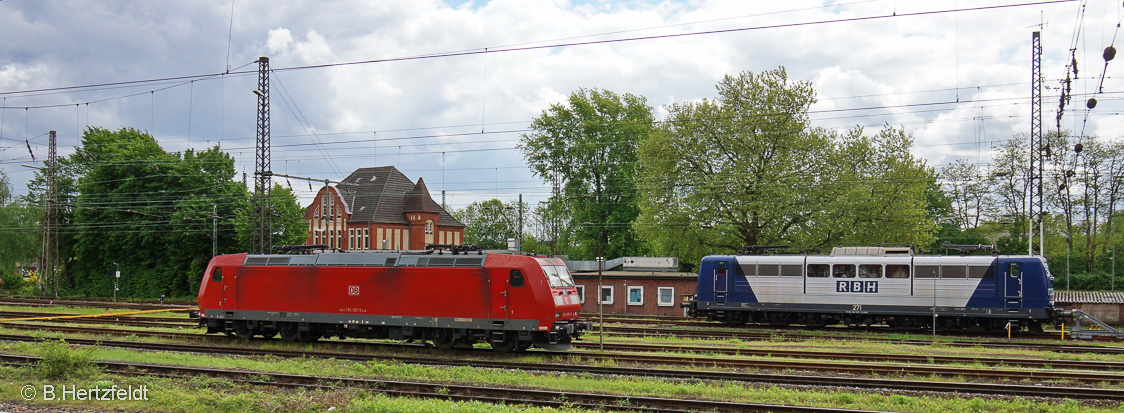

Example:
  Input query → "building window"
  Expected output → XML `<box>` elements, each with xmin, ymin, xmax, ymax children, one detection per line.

<box><xmin>363</xmin><ymin>229</ymin><xmax>370</xmax><ymax>250</ymax></box>
<box><xmin>627</xmin><ymin>286</ymin><xmax>644</xmax><ymax>305</ymax></box>
<box><xmin>657</xmin><ymin>287</ymin><xmax>675</xmax><ymax>306</ymax></box>
<box><xmin>599</xmin><ymin>286</ymin><xmax>614</xmax><ymax>305</ymax></box>
<box><xmin>454</xmin><ymin>231</ymin><xmax>460</xmax><ymax>244</ymax></box>
<box><xmin>576</xmin><ymin>285</ymin><xmax>585</xmax><ymax>304</ymax></box>
<box><xmin>425</xmin><ymin>220</ymin><xmax>434</xmax><ymax>244</ymax></box>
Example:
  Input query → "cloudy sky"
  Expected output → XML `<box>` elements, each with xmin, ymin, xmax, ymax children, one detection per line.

<box><xmin>0</xmin><ymin>0</ymin><xmax>1119</xmax><ymax>210</ymax></box>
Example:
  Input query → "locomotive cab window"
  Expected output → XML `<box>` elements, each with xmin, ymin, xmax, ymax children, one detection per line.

<box><xmin>510</xmin><ymin>270</ymin><xmax>525</xmax><ymax>287</ymax></box>
<box><xmin>832</xmin><ymin>264</ymin><xmax>856</xmax><ymax>278</ymax></box>
<box><xmin>807</xmin><ymin>264</ymin><xmax>829</xmax><ymax>277</ymax></box>
<box><xmin>542</xmin><ymin>265</ymin><xmax>575</xmax><ymax>288</ymax></box>
<box><xmin>1008</xmin><ymin>263</ymin><xmax>1020</xmax><ymax>277</ymax></box>
<box><xmin>858</xmin><ymin>264</ymin><xmax>882</xmax><ymax>278</ymax></box>
<box><xmin>211</xmin><ymin>268</ymin><xmax>222</xmax><ymax>282</ymax></box>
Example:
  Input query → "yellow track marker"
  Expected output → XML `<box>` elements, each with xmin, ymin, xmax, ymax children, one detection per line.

<box><xmin>0</xmin><ymin>308</ymin><xmax>184</xmax><ymax>322</ymax></box>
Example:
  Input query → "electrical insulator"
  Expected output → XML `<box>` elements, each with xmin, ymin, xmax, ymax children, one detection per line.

<box><xmin>1107</xmin><ymin>46</ymin><xmax>1117</xmax><ymax>62</ymax></box>
<box><xmin>1075</xmin><ymin>143</ymin><xmax>1084</xmax><ymax>153</ymax></box>
<box><xmin>1088</xmin><ymin>98</ymin><xmax>1098</xmax><ymax>109</ymax></box>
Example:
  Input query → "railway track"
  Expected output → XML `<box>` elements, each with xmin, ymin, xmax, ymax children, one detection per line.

<box><xmin>2</xmin><ymin>301</ymin><xmax>1122</xmax><ymax>357</ymax></box>
<box><xmin>0</xmin><ymin>315</ymin><xmax>194</xmax><ymax>330</ymax></box>
<box><xmin>12</xmin><ymin>322</ymin><xmax>1124</xmax><ymax>372</ymax></box>
<box><xmin>603</xmin><ymin>325</ymin><xmax>1124</xmax><ymax>355</ymax></box>
<box><xmin>1</xmin><ymin>327</ymin><xmax>1123</xmax><ymax>400</ymax></box>
<box><xmin>574</xmin><ymin>341</ymin><xmax>1124</xmax><ymax>371</ymax></box>
<box><xmin>0</xmin><ymin>297</ymin><xmax>193</xmax><ymax>311</ymax></box>
<box><xmin>0</xmin><ymin>309</ymin><xmax>191</xmax><ymax>324</ymax></box>
<box><xmin>592</xmin><ymin>315</ymin><xmax>1115</xmax><ymax>342</ymax></box>
<box><xmin>0</xmin><ymin>352</ymin><xmax>851</xmax><ymax>412</ymax></box>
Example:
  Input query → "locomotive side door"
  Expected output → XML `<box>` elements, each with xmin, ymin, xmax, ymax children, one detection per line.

<box><xmin>490</xmin><ymin>269</ymin><xmax>512</xmax><ymax>323</ymax></box>
<box><xmin>210</xmin><ymin>267</ymin><xmax>233</xmax><ymax>311</ymax></box>
<box><xmin>714</xmin><ymin>261</ymin><xmax>729</xmax><ymax>304</ymax></box>
<box><xmin>1003</xmin><ymin>261</ymin><xmax>1023</xmax><ymax>310</ymax></box>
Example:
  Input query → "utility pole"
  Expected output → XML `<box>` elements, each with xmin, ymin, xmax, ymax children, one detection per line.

<box><xmin>517</xmin><ymin>193</ymin><xmax>523</xmax><ymax>252</ymax></box>
<box><xmin>253</xmin><ymin>56</ymin><xmax>272</xmax><ymax>254</ymax></box>
<box><xmin>212</xmin><ymin>204</ymin><xmax>218</xmax><ymax>257</ymax></box>
<box><xmin>40</xmin><ymin>131</ymin><xmax>57</xmax><ymax>296</ymax></box>
<box><xmin>1028</xmin><ymin>31</ymin><xmax>1044</xmax><ymax>256</ymax></box>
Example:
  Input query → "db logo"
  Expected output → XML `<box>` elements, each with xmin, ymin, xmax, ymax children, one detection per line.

<box><xmin>348</xmin><ymin>285</ymin><xmax>360</xmax><ymax>296</ymax></box>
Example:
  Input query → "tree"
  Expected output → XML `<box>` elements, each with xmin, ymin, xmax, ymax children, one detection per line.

<box><xmin>233</xmin><ymin>184</ymin><xmax>310</xmax><ymax>253</ymax></box>
<box><xmin>452</xmin><ymin>199</ymin><xmax>521</xmax><ymax>250</ymax></box>
<box><xmin>519</xmin><ymin>89</ymin><xmax>654</xmax><ymax>260</ymax></box>
<box><xmin>0</xmin><ymin>170</ymin><xmax>39</xmax><ymax>291</ymax></box>
<box><xmin>31</xmin><ymin>127</ymin><xmax>252</xmax><ymax>298</ymax></box>
<box><xmin>940</xmin><ymin>159</ymin><xmax>992</xmax><ymax>229</ymax></box>
<box><xmin>637</xmin><ymin>68</ymin><xmax>936</xmax><ymax>264</ymax></box>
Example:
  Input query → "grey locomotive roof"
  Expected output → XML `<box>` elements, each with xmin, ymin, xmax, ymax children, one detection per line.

<box><xmin>332</xmin><ymin>166</ymin><xmax>464</xmax><ymax>227</ymax></box>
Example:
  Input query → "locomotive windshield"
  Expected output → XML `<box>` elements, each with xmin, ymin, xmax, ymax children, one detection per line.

<box><xmin>543</xmin><ymin>265</ymin><xmax>575</xmax><ymax>288</ymax></box>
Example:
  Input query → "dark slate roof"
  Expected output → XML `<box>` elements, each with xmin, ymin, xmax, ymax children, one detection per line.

<box><xmin>1055</xmin><ymin>291</ymin><xmax>1124</xmax><ymax>304</ymax></box>
<box><xmin>330</xmin><ymin>166</ymin><xmax>464</xmax><ymax>227</ymax></box>
<box><xmin>404</xmin><ymin>177</ymin><xmax>442</xmax><ymax>214</ymax></box>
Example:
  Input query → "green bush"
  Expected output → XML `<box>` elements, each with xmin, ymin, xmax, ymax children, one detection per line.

<box><xmin>0</xmin><ymin>270</ymin><xmax>24</xmax><ymax>292</ymax></box>
<box><xmin>37</xmin><ymin>340</ymin><xmax>97</xmax><ymax>380</ymax></box>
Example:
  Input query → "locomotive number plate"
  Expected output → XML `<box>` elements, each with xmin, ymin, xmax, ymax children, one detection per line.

<box><xmin>836</xmin><ymin>280</ymin><xmax>878</xmax><ymax>293</ymax></box>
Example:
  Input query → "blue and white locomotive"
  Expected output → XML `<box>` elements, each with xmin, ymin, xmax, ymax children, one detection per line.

<box><xmin>683</xmin><ymin>246</ymin><xmax>1060</xmax><ymax>332</ymax></box>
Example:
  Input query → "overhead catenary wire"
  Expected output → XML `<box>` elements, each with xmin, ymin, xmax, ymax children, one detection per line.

<box><xmin>0</xmin><ymin>0</ymin><xmax>1106</xmax><ymax>214</ymax></box>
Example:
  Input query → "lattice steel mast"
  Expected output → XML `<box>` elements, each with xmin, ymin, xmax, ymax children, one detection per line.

<box><xmin>253</xmin><ymin>57</ymin><xmax>272</xmax><ymax>254</ymax></box>
<box><xmin>1029</xmin><ymin>31</ymin><xmax>1044</xmax><ymax>256</ymax></box>
<box><xmin>40</xmin><ymin>130</ymin><xmax>57</xmax><ymax>296</ymax></box>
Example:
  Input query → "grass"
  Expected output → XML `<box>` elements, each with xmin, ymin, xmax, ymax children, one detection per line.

<box><xmin>1</xmin><ymin>306</ymin><xmax>1122</xmax><ymax>411</ymax></box>
<box><xmin>0</xmin><ymin>338</ymin><xmax>1117</xmax><ymax>412</ymax></box>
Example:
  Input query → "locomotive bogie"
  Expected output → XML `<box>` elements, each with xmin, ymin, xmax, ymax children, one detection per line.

<box><xmin>197</xmin><ymin>251</ymin><xmax>590</xmax><ymax>352</ymax></box>
<box><xmin>685</xmin><ymin>252</ymin><xmax>1059</xmax><ymax>333</ymax></box>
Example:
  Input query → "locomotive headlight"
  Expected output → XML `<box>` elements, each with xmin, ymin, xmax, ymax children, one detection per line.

<box><xmin>556</xmin><ymin>312</ymin><xmax>561</xmax><ymax>318</ymax></box>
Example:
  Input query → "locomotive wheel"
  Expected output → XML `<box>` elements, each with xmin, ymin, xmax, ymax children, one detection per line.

<box><xmin>278</xmin><ymin>323</ymin><xmax>301</xmax><ymax>342</ymax></box>
<box><xmin>516</xmin><ymin>341</ymin><xmax>533</xmax><ymax>351</ymax></box>
<box><xmin>259</xmin><ymin>328</ymin><xmax>279</xmax><ymax>339</ymax></box>
<box><xmin>428</xmin><ymin>329</ymin><xmax>456</xmax><ymax>350</ymax></box>
<box><xmin>233</xmin><ymin>321</ymin><xmax>255</xmax><ymax>339</ymax></box>
<box><xmin>490</xmin><ymin>333</ymin><xmax>518</xmax><ymax>353</ymax></box>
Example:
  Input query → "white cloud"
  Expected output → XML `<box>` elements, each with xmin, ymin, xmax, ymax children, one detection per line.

<box><xmin>0</xmin><ymin>0</ymin><xmax>1119</xmax><ymax>210</ymax></box>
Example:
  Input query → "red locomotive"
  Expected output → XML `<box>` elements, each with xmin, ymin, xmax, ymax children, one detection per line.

<box><xmin>197</xmin><ymin>247</ymin><xmax>590</xmax><ymax>351</ymax></box>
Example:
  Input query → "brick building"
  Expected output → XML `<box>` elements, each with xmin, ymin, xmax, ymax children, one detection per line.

<box><xmin>1056</xmin><ymin>291</ymin><xmax>1124</xmax><ymax>324</ymax></box>
<box><xmin>572</xmin><ymin>271</ymin><xmax>698</xmax><ymax>317</ymax></box>
<box><xmin>304</xmin><ymin>166</ymin><xmax>465</xmax><ymax>250</ymax></box>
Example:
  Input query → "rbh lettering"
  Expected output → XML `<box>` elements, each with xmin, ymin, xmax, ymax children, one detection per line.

<box><xmin>836</xmin><ymin>281</ymin><xmax>878</xmax><ymax>293</ymax></box>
